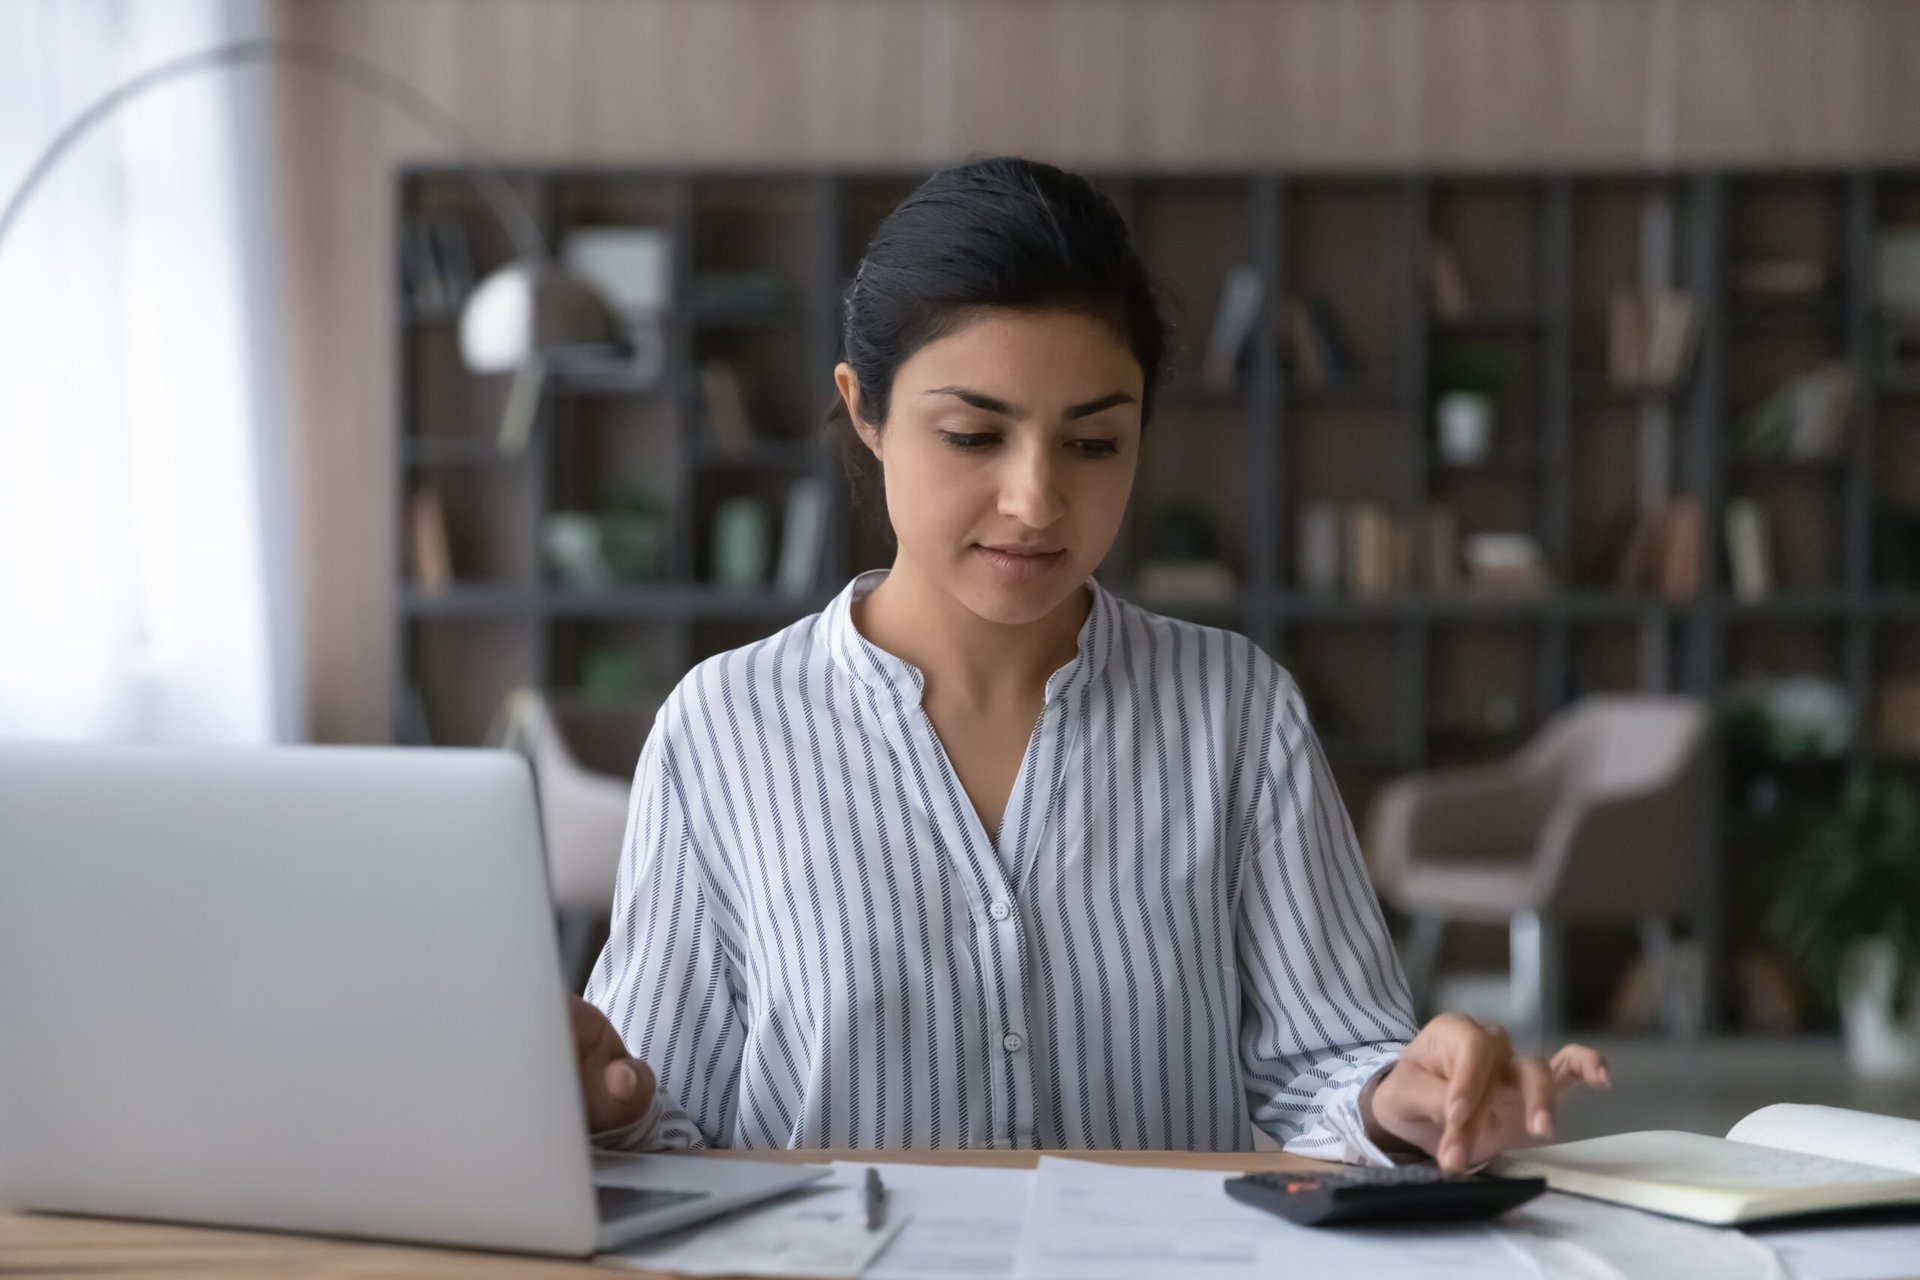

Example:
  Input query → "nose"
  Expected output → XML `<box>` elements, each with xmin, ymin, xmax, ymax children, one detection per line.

<box><xmin>996</xmin><ymin>439</ymin><xmax>1067</xmax><ymax>531</ymax></box>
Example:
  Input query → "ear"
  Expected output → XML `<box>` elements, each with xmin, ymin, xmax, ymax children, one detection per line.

<box><xmin>834</xmin><ymin>363</ymin><xmax>884</xmax><ymax>462</ymax></box>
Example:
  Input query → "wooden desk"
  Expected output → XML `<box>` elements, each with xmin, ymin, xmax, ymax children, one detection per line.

<box><xmin>0</xmin><ymin>1148</ymin><xmax>1326</xmax><ymax>1279</ymax></box>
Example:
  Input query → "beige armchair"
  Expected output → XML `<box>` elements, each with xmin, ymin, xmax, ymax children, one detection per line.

<box><xmin>488</xmin><ymin>688</ymin><xmax>632</xmax><ymax>988</ymax></box>
<box><xmin>1365</xmin><ymin>693</ymin><xmax>1712</xmax><ymax>1045</ymax></box>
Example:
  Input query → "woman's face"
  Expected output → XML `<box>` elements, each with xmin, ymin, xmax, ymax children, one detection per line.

<box><xmin>837</xmin><ymin>308</ymin><xmax>1144</xmax><ymax>627</ymax></box>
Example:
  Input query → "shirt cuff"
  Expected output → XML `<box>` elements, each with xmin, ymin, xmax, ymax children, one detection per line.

<box><xmin>588</xmin><ymin>1086</ymin><xmax>667</xmax><ymax>1153</ymax></box>
<box><xmin>1284</xmin><ymin>1051</ymin><xmax>1422</xmax><ymax>1167</ymax></box>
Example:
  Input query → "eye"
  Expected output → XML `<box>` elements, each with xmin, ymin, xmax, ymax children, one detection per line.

<box><xmin>940</xmin><ymin>431</ymin><xmax>999</xmax><ymax>451</ymax></box>
<box><xmin>1074</xmin><ymin>439</ymin><xmax>1121</xmax><ymax>459</ymax></box>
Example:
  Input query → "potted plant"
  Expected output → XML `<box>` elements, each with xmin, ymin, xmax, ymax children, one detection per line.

<box><xmin>1769</xmin><ymin>773</ymin><xmax>1920</xmax><ymax>1078</ymax></box>
<box><xmin>1433</xmin><ymin>355</ymin><xmax>1503</xmax><ymax>465</ymax></box>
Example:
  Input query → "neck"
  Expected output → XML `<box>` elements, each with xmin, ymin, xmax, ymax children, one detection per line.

<box><xmin>854</xmin><ymin>557</ymin><xmax>1092</xmax><ymax>711</ymax></box>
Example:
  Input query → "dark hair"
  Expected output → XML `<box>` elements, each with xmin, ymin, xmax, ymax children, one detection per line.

<box><xmin>827</xmin><ymin>155</ymin><xmax>1173</xmax><ymax>507</ymax></box>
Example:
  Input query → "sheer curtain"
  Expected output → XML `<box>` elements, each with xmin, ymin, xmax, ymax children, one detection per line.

<box><xmin>0</xmin><ymin>0</ymin><xmax>303</xmax><ymax>743</ymax></box>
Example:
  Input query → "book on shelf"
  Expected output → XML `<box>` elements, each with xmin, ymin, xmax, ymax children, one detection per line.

<box><xmin>1732</xmin><ymin>257</ymin><xmax>1828</xmax><ymax>297</ymax></box>
<box><xmin>698</xmin><ymin>359</ymin><xmax>756</xmax><ymax>454</ymax></box>
<box><xmin>1607</xmin><ymin>289</ymin><xmax>1646</xmax><ymax>387</ymax></box>
<box><xmin>1285</xmin><ymin>296</ymin><xmax>1359</xmax><ymax>390</ymax></box>
<box><xmin>1876</xmin><ymin>226</ymin><xmax>1920</xmax><ymax>313</ymax></box>
<box><xmin>408</xmin><ymin>487</ymin><xmax>453</xmax><ymax>592</ymax></box>
<box><xmin>401</xmin><ymin>216</ymin><xmax>475</xmax><ymax>314</ymax></box>
<box><xmin>1659</xmin><ymin>499</ymin><xmax>1702</xmax><ymax>601</ymax></box>
<box><xmin>429</xmin><ymin>220</ymin><xmax>474</xmax><ymax>303</ymax></box>
<box><xmin>1873</xmin><ymin>674</ymin><xmax>1920</xmax><ymax>754</ymax></box>
<box><xmin>1299</xmin><ymin>502</ymin><xmax>1464</xmax><ymax>595</ymax></box>
<box><xmin>1609</xmin><ymin>507</ymin><xmax>1662</xmax><ymax>591</ymax></box>
<box><xmin>1736</xmin><ymin>362</ymin><xmax>1856</xmax><ymax>459</ymax></box>
<box><xmin>1492</xmin><ymin>1104</ymin><xmax>1920</xmax><ymax>1226</ymax></box>
<box><xmin>1420</xmin><ymin>504</ymin><xmax>1462</xmax><ymax>592</ymax></box>
<box><xmin>692</xmin><ymin>271</ymin><xmax>789</xmax><ymax>314</ymax></box>
<box><xmin>1462</xmin><ymin>531</ymin><xmax>1552</xmax><ymax>596</ymax></box>
<box><xmin>1201</xmin><ymin>263</ymin><xmax>1265</xmax><ymax>391</ymax></box>
<box><xmin>1135</xmin><ymin>559</ymin><xmax>1237</xmax><ymax>603</ymax></box>
<box><xmin>775</xmin><ymin>477</ymin><xmax>829</xmax><ymax>598</ymax></box>
<box><xmin>1295</xmin><ymin>501</ymin><xmax>1342</xmax><ymax>593</ymax></box>
<box><xmin>1607</xmin><ymin>289</ymin><xmax>1699</xmax><ymax>389</ymax></box>
<box><xmin>1342</xmin><ymin>502</ymin><xmax>1398</xmax><ymax>597</ymax></box>
<box><xmin>1426</xmin><ymin>235</ymin><xmax>1473</xmax><ymax>319</ymax></box>
<box><xmin>1724</xmin><ymin>497</ymin><xmax>1773</xmax><ymax>601</ymax></box>
<box><xmin>1287</xmin><ymin>302</ymin><xmax>1326</xmax><ymax>389</ymax></box>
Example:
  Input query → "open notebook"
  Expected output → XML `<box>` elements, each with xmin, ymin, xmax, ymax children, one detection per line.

<box><xmin>1489</xmin><ymin>1104</ymin><xmax>1920</xmax><ymax>1226</ymax></box>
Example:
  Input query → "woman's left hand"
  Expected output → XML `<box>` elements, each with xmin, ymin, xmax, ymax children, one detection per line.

<box><xmin>1361</xmin><ymin>1012</ymin><xmax>1611</xmax><ymax>1173</ymax></box>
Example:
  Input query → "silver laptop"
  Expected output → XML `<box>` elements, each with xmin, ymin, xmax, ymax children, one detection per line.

<box><xmin>0</xmin><ymin>741</ymin><xmax>826</xmax><ymax>1257</ymax></box>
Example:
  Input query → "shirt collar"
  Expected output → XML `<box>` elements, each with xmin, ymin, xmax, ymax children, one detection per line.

<box><xmin>824</xmin><ymin>567</ymin><xmax>1118</xmax><ymax>709</ymax></box>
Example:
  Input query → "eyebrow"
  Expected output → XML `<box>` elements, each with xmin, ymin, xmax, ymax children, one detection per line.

<box><xmin>922</xmin><ymin>386</ymin><xmax>1136</xmax><ymax>420</ymax></box>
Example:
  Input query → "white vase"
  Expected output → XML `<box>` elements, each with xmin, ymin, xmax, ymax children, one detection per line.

<box><xmin>1435</xmin><ymin>391</ymin><xmax>1496</xmax><ymax>465</ymax></box>
<box><xmin>1840</xmin><ymin>938</ymin><xmax>1920</xmax><ymax>1079</ymax></box>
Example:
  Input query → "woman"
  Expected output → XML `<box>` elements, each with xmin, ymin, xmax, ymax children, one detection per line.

<box><xmin>571</xmin><ymin>156</ymin><xmax>1608</xmax><ymax>1171</ymax></box>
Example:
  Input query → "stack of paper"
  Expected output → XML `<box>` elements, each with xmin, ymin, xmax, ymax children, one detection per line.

<box><xmin>597</xmin><ymin>1151</ymin><xmax>1920</xmax><ymax>1280</ymax></box>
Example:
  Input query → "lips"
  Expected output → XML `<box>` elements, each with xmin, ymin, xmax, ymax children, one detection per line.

<box><xmin>974</xmin><ymin>543</ymin><xmax>1065</xmax><ymax>581</ymax></box>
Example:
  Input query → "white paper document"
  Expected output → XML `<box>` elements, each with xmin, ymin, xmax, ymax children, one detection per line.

<box><xmin>1496</xmin><ymin>1191</ymin><xmax>1790</xmax><ymax>1280</ymax></box>
<box><xmin>1009</xmin><ymin>1156</ymin><xmax>1535</xmax><ymax>1280</ymax></box>
<box><xmin>600</xmin><ymin>1175</ymin><xmax>907</xmax><ymax>1278</ymax></box>
<box><xmin>832</xmin><ymin>1160</ymin><xmax>1033</xmax><ymax>1280</ymax></box>
<box><xmin>1752</xmin><ymin>1221</ymin><xmax>1920</xmax><ymax>1280</ymax></box>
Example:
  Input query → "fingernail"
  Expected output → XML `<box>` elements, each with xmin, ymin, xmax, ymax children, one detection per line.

<box><xmin>608</xmin><ymin>1065</ymin><xmax>632</xmax><ymax>1099</ymax></box>
<box><xmin>1531</xmin><ymin>1110</ymin><xmax>1551</xmax><ymax>1136</ymax></box>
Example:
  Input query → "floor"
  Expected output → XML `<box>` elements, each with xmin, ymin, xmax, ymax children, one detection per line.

<box><xmin>1551</xmin><ymin>1035</ymin><xmax>1920</xmax><ymax>1142</ymax></box>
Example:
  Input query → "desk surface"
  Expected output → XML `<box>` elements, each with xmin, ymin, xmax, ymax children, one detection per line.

<box><xmin>0</xmin><ymin>1148</ymin><xmax>1325</xmax><ymax>1279</ymax></box>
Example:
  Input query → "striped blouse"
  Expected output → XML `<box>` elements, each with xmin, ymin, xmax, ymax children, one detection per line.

<box><xmin>583</xmin><ymin>567</ymin><xmax>1419</xmax><ymax>1162</ymax></box>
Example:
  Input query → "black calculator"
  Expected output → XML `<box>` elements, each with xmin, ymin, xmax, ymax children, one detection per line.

<box><xmin>1222</xmin><ymin>1164</ymin><xmax>1547</xmax><ymax>1227</ymax></box>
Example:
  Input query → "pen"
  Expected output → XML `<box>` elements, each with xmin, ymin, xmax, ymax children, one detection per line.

<box><xmin>863</xmin><ymin>1165</ymin><xmax>887</xmax><ymax>1230</ymax></box>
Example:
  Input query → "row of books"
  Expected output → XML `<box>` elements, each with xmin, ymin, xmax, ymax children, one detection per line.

<box><xmin>699</xmin><ymin>359</ymin><xmax>761</xmax><ymax>454</ymax></box>
<box><xmin>1734</xmin><ymin>362</ymin><xmax>1857</xmax><ymax>459</ymax></box>
<box><xmin>404</xmin><ymin>479</ymin><xmax>829</xmax><ymax>598</ymax></box>
<box><xmin>1296</xmin><ymin>501</ymin><xmax>1554</xmax><ymax>597</ymax></box>
<box><xmin>1607</xmin><ymin>290</ymin><xmax>1700</xmax><ymax>389</ymax></box>
<box><xmin>1200</xmin><ymin>267</ymin><xmax>1365</xmax><ymax>392</ymax></box>
<box><xmin>1609</xmin><ymin>499</ymin><xmax>1702</xmax><ymax>599</ymax></box>
<box><xmin>1203</xmin><ymin>247</ymin><xmax>1699</xmax><ymax>395</ymax></box>
<box><xmin>401</xmin><ymin>216</ymin><xmax>477</xmax><ymax>314</ymax></box>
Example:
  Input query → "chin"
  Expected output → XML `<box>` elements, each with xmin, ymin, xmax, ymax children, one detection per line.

<box><xmin>957</xmin><ymin>558</ymin><xmax>1084</xmax><ymax>627</ymax></box>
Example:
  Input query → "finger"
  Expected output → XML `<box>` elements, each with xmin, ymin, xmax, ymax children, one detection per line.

<box><xmin>570</xmin><ymin>994</ymin><xmax>629</xmax><ymax>1064</ymax></box>
<box><xmin>1550</xmin><ymin>1044</ymin><xmax>1611</xmax><ymax>1092</ymax></box>
<box><xmin>588</xmin><ymin>1057</ymin><xmax>656</xmax><ymax>1131</ymax></box>
<box><xmin>604</xmin><ymin>1057</ymin><xmax>653</xmax><ymax>1105</ymax></box>
<box><xmin>1440</xmin><ymin>1022</ymin><xmax>1508</xmax><ymax>1172</ymax></box>
<box><xmin>1464</xmin><ymin>1087</ymin><xmax>1530</xmax><ymax>1167</ymax></box>
<box><xmin>1514</xmin><ymin>1055</ymin><xmax>1556</xmax><ymax>1140</ymax></box>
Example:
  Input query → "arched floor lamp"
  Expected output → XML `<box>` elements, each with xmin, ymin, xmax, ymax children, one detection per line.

<box><xmin>0</xmin><ymin>37</ymin><xmax>634</xmax><ymax>456</ymax></box>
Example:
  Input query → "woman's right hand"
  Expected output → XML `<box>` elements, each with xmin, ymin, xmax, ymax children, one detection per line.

<box><xmin>569</xmin><ymin>993</ymin><xmax>657</xmax><ymax>1133</ymax></box>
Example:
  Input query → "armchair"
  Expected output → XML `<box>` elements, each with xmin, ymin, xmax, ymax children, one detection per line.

<box><xmin>1365</xmin><ymin>694</ymin><xmax>1712</xmax><ymax>1044</ymax></box>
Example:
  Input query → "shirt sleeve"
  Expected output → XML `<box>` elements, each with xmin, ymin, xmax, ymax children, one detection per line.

<box><xmin>1237</xmin><ymin>671</ymin><xmax>1423</xmax><ymax>1165</ymax></box>
<box><xmin>582</xmin><ymin>706</ymin><xmax>745</xmax><ymax>1151</ymax></box>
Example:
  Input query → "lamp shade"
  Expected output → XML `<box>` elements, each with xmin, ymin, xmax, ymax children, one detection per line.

<box><xmin>458</xmin><ymin>261</ymin><xmax>628</xmax><ymax>374</ymax></box>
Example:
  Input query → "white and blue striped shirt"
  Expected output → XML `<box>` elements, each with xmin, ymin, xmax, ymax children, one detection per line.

<box><xmin>584</xmin><ymin>568</ymin><xmax>1418</xmax><ymax>1162</ymax></box>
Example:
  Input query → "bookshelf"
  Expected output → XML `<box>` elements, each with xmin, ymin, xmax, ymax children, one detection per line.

<box><xmin>394</xmin><ymin>164</ymin><xmax>1920</xmax><ymax>1029</ymax></box>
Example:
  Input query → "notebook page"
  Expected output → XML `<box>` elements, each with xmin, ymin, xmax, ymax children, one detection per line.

<box><xmin>1727</xmin><ymin>1104</ymin><xmax>1920</xmax><ymax>1175</ymax></box>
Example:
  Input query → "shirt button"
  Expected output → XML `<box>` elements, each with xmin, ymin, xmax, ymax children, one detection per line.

<box><xmin>989</xmin><ymin>900</ymin><xmax>1012</xmax><ymax>921</ymax></box>
<box><xmin>1002</xmin><ymin>1032</ymin><xmax>1025</xmax><ymax>1053</ymax></box>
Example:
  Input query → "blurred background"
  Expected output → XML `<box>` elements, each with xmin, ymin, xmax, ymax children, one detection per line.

<box><xmin>6</xmin><ymin>0</ymin><xmax>1920</xmax><ymax>1140</ymax></box>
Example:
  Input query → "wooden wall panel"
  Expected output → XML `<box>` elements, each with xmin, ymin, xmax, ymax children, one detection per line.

<box><xmin>273</xmin><ymin>0</ymin><xmax>1920</xmax><ymax>742</ymax></box>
